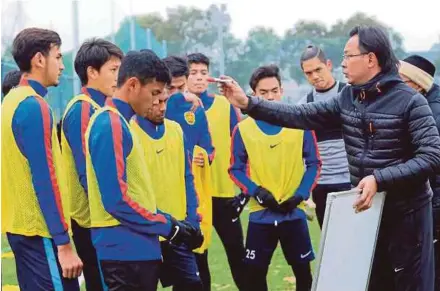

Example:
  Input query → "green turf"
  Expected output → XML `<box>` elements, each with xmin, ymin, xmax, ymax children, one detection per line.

<box><xmin>2</xmin><ymin>211</ymin><xmax>321</xmax><ymax>291</ymax></box>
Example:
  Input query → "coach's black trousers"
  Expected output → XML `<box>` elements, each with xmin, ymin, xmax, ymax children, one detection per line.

<box><xmin>368</xmin><ymin>202</ymin><xmax>434</xmax><ymax>291</ymax></box>
<box><xmin>433</xmin><ymin>207</ymin><xmax>440</xmax><ymax>291</ymax></box>
<box><xmin>212</xmin><ymin>197</ymin><xmax>247</xmax><ymax>290</ymax></box>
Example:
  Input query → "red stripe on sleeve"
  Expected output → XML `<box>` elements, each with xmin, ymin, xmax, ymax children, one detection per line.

<box><xmin>109</xmin><ymin>113</ymin><xmax>167</xmax><ymax>223</ymax></box>
<box><xmin>81</xmin><ymin>102</ymin><xmax>91</xmax><ymax>156</ymax></box>
<box><xmin>228</xmin><ymin>125</ymin><xmax>249</xmax><ymax>194</ymax></box>
<box><xmin>36</xmin><ymin>97</ymin><xmax>68</xmax><ymax>230</ymax></box>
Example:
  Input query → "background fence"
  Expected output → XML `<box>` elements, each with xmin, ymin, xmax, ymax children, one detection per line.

<box><xmin>1</xmin><ymin>0</ymin><xmax>168</xmax><ymax>120</ymax></box>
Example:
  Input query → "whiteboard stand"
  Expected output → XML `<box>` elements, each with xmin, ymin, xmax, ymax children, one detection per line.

<box><xmin>312</xmin><ymin>190</ymin><xmax>386</xmax><ymax>291</ymax></box>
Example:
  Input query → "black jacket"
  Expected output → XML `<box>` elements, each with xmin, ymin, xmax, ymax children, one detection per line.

<box><xmin>245</xmin><ymin>72</ymin><xmax>440</xmax><ymax>215</ymax></box>
<box><xmin>426</xmin><ymin>83</ymin><xmax>440</xmax><ymax>207</ymax></box>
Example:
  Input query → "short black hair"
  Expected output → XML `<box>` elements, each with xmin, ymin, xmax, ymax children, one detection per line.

<box><xmin>2</xmin><ymin>70</ymin><xmax>23</xmax><ymax>96</ymax></box>
<box><xmin>187</xmin><ymin>53</ymin><xmax>210</xmax><ymax>69</ymax></box>
<box><xmin>349</xmin><ymin>25</ymin><xmax>399</xmax><ymax>74</ymax></box>
<box><xmin>163</xmin><ymin>55</ymin><xmax>189</xmax><ymax>78</ymax></box>
<box><xmin>117</xmin><ymin>49</ymin><xmax>171</xmax><ymax>87</ymax></box>
<box><xmin>249</xmin><ymin>65</ymin><xmax>282</xmax><ymax>91</ymax></box>
<box><xmin>74</xmin><ymin>38</ymin><xmax>123</xmax><ymax>86</ymax></box>
<box><xmin>12</xmin><ymin>28</ymin><xmax>62</xmax><ymax>72</ymax></box>
<box><xmin>300</xmin><ymin>45</ymin><xmax>327</xmax><ymax>69</ymax></box>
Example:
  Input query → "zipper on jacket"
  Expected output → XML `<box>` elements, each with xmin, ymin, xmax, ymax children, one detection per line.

<box><xmin>359</xmin><ymin>90</ymin><xmax>368</xmax><ymax>179</ymax></box>
<box><xmin>368</xmin><ymin>122</ymin><xmax>375</xmax><ymax>150</ymax></box>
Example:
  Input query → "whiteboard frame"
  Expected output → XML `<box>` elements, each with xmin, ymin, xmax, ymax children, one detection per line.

<box><xmin>311</xmin><ymin>190</ymin><xmax>386</xmax><ymax>291</ymax></box>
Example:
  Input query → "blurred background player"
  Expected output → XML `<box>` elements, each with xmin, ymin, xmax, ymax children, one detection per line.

<box><xmin>61</xmin><ymin>38</ymin><xmax>123</xmax><ymax>291</ymax></box>
<box><xmin>399</xmin><ymin>55</ymin><xmax>440</xmax><ymax>290</ymax></box>
<box><xmin>85</xmin><ymin>49</ymin><xmax>199</xmax><ymax>291</ymax></box>
<box><xmin>187</xmin><ymin>52</ymin><xmax>246</xmax><ymax>290</ymax></box>
<box><xmin>299</xmin><ymin>45</ymin><xmax>351</xmax><ymax>228</ymax></box>
<box><xmin>163</xmin><ymin>55</ymin><xmax>216</xmax><ymax>291</ymax></box>
<box><xmin>131</xmin><ymin>89</ymin><xmax>204</xmax><ymax>291</ymax></box>
<box><xmin>2</xmin><ymin>28</ymin><xmax>83</xmax><ymax>291</ymax></box>
<box><xmin>2</xmin><ymin>70</ymin><xmax>22</xmax><ymax>96</ymax></box>
<box><xmin>229</xmin><ymin>65</ymin><xmax>321</xmax><ymax>291</ymax></box>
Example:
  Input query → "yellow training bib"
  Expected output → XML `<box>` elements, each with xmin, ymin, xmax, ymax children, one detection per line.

<box><xmin>238</xmin><ymin>118</ymin><xmax>305</xmax><ymax>213</ymax></box>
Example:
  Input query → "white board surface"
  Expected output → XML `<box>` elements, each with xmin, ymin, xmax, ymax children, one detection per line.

<box><xmin>312</xmin><ymin>190</ymin><xmax>386</xmax><ymax>291</ymax></box>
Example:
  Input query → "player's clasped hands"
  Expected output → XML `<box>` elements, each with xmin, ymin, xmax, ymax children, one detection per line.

<box><xmin>254</xmin><ymin>186</ymin><xmax>303</xmax><ymax>214</ymax></box>
<box><xmin>167</xmin><ymin>217</ymin><xmax>204</xmax><ymax>250</ymax></box>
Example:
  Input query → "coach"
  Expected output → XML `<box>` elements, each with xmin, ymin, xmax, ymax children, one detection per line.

<box><xmin>220</xmin><ymin>25</ymin><xmax>440</xmax><ymax>291</ymax></box>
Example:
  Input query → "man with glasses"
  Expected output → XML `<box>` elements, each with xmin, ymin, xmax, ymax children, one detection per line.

<box><xmin>219</xmin><ymin>25</ymin><xmax>440</xmax><ymax>291</ymax></box>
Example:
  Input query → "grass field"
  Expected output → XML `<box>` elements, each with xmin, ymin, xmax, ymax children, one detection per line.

<box><xmin>1</xmin><ymin>211</ymin><xmax>321</xmax><ymax>291</ymax></box>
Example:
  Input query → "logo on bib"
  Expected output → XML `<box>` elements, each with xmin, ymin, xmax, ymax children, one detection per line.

<box><xmin>184</xmin><ymin>111</ymin><xmax>195</xmax><ymax>125</ymax></box>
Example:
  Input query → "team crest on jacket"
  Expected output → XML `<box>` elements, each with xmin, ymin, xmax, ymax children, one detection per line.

<box><xmin>184</xmin><ymin>111</ymin><xmax>195</xmax><ymax>125</ymax></box>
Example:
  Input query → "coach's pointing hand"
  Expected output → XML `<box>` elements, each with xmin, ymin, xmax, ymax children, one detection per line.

<box><xmin>218</xmin><ymin>76</ymin><xmax>249</xmax><ymax>109</ymax></box>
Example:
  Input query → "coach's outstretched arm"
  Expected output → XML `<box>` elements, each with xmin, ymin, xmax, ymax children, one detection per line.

<box><xmin>220</xmin><ymin>76</ymin><xmax>341</xmax><ymax>131</ymax></box>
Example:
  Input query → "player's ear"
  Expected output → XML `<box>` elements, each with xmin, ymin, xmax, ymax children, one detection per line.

<box><xmin>251</xmin><ymin>90</ymin><xmax>256</xmax><ymax>96</ymax></box>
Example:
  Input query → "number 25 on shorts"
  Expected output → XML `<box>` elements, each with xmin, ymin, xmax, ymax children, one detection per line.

<box><xmin>246</xmin><ymin>249</ymin><xmax>256</xmax><ymax>260</ymax></box>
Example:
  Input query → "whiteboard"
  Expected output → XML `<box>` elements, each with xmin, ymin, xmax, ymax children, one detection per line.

<box><xmin>312</xmin><ymin>190</ymin><xmax>386</xmax><ymax>291</ymax></box>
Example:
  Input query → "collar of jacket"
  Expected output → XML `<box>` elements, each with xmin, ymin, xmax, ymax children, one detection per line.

<box><xmin>351</xmin><ymin>70</ymin><xmax>403</xmax><ymax>100</ymax></box>
<box><xmin>426</xmin><ymin>83</ymin><xmax>440</xmax><ymax>102</ymax></box>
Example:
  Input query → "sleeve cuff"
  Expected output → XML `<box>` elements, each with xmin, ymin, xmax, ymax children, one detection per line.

<box><xmin>160</xmin><ymin>219</ymin><xmax>173</xmax><ymax>238</ymax></box>
<box><xmin>373</xmin><ymin>170</ymin><xmax>385</xmax><ymax>192</ymax></box>
<box><xmin>52</xmin><ymin>231</ymin><xmax>70</xmax><ymax>246</ymax></box>
<box><xmin>241</xmin><ymin>95</ymin><xmax>256</xmax><ymax>115</ymax></box>
<box><xmin>294</xmin><ymin>191</ymin><xmax>308</xmax><ymax>201</ymax></box>
<box><xmin>186</xmin><ymin>216</ymin><xmax>201</xmax><ymax>229</ymax></box>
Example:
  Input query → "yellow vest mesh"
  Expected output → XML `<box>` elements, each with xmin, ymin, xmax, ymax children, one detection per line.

<box><xmin>205</xmin><ymin>95</ymin><xmax>236</xmax><ymax>198</ymax></box>
<box><xmin>61</xmin><ymin>94</ymin><xmax>100</xmax><ymax>228</ymax></box>
<box><xmin>2</xmin><ymin>86</ymin><xmax>69</xmax><ymax>236</ymax></box>
<box><xmin>192</xmin><ymin>146</ymin><xmax>213</xmax><ymax>253</ymax></box>
<box><xmin>85</xmin><ymin>106</ymin><xmax>157</xmax><ymax>227</ymax></box>
<box><xmin>238</xmin><ymin>118</ymin><xmax>305</xmax><ymax>213</ymax></box>
<box><xmin>130</xmin><ymin>119</ymin><xmax>186</xmax><ymax>220</ymax></box>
